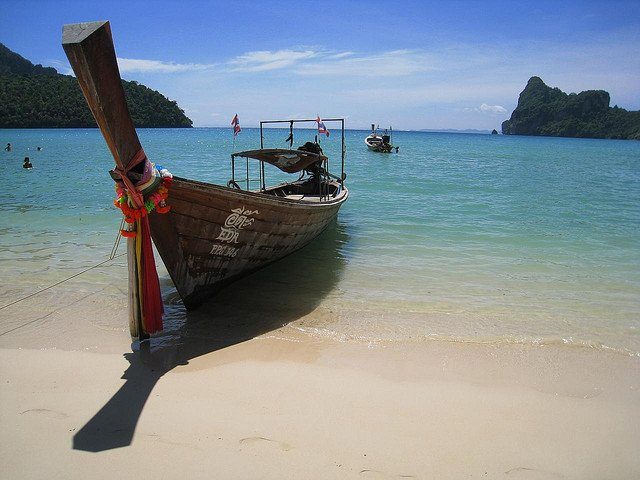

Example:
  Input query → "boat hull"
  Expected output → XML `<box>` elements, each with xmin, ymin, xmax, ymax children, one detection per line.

<box><xmin>149</xmin><ymin>177</ymin><xmax>348</xmax><ymax>309</ymax></box>
<box><xmin>366</xmin><ymin>144</ymin><xmax>393</xmax><ymax>153</ymax></box>
<box><xmin>365</xmin><ymin>135</ymin><xmax>393</xmax><ymax>153</ymax></box>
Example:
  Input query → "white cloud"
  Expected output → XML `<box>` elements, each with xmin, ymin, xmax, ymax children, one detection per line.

<box><xmin>224</xmin><ymin>49</ymin><xmax>436</xmax><ymax>77</ymax></box>
<box><xmin>479</xmin><ymin>103</ymin><xmax>507</xmax><ymax>114</ymax></box>
<box><xmin>294</xmin><ymin>49</ymin><xmax>436</xmax><ymax>77</ymax></box>
<box><xmin>116</xmin><ymin>57</ymin><xmax>213</xmax><ymax>73</ymax></box>
<box><xmin>328</xmin><ymin>52</ymin><xmax>355</xmax><ymax>59</ymax></box>
<box><xmin>228</xmin><ymin>49</ymin><xmax>319</xmax><ymax>72</ymax></box>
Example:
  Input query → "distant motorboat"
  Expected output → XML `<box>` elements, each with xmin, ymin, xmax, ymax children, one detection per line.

<box><xmin>364</xmin><ymin>124</ymin><xmax>398</xmax><ymax>153</ymax></box>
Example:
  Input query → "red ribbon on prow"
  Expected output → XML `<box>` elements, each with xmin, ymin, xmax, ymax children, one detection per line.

<box><xmin>114</xmin><ymin>149</ymin><xmax>164</xmax><ymax>334</ymax></box>
<box><xmin>138</xmin><ymin>214</ymin><xmax>164</xmax><ymax>334</ymax></box>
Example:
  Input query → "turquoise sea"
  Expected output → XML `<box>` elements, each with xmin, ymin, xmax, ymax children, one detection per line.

<box><xmin>1</xmin><ymin>128</ymin><xmax>639</xmax><ymax>355</ymax></box>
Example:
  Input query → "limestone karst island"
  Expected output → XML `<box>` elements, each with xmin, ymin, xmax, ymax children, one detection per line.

<box><xmin>502</xmin><ymin>76</ymin><xmax>640</xmax><ymax>140</ymax></box>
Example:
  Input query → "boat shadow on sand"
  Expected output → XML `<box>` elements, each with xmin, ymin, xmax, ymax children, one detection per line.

<box><xmin>73</xmin><ymin>220</ymin><xmax>350</xmax><ymax>452</ymax></box>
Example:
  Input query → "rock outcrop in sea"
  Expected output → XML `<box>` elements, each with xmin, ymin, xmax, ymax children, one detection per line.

<box><xmin>502</xmin><ymin>76</ymin><xmax>639</xmax><ymax>140</ymax></box>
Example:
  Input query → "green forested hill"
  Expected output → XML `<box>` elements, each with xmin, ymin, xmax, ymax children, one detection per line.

<box><xmin>502</xmin><ymin>77</ymin><xmax>640</xmax><ymax>140</ymax></box>
<box><xmin>0</xmin><ymin>43</ymin><xmax>192</xmax><ymax>128</ymax></box>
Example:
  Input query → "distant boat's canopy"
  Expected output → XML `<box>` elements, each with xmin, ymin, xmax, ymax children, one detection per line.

<box><xmin>232</xmin><ymin>148</ymin><xmax>327</xmax><ymax>174</ymax></box>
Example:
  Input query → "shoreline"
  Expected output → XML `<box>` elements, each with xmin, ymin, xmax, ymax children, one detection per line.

<box><xmin>0</xmin><ymin>249</ymin><xmax>640</xmax><ymax>359</ymax></box>
<box><xmin>1</xmin><ymin>258</ymin><xmax>639</xmax><ymax>358</ymax></box>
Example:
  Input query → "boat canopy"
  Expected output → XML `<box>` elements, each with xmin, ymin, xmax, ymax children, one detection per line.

<box><xmin>232</xmin><ymin>148</ymin><xmax>327</xmax><ymax>174</ymax></box>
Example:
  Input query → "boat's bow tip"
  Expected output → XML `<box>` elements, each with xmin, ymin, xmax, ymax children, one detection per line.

<box><xmin>62</xmin><ymin>20</ymin><xmax>109</xmax><ymax>45</ymax></box>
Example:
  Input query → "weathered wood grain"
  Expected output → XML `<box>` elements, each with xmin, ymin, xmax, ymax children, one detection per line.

<box><xmin>62</xmin><ymin>21</ymin><xmax>141</xmax><ymax>171</ymax></box>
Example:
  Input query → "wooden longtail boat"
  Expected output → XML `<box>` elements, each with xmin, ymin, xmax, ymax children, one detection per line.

<box><xmin>62</xmin><ymin>21</ymin><xmax>348</xmax><ymax>338</ymax></box>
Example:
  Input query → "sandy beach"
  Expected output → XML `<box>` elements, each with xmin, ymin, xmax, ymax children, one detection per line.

<box><xmin>1</xmin><ymin>279</ymin><xmax>639</xmax><ymax>480</ymax></box>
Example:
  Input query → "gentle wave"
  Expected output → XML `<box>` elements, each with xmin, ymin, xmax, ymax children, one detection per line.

<box><xmin>285</xmin><ymin>324</ymin><xmax>640</xmax><ymax>357</ymax></box>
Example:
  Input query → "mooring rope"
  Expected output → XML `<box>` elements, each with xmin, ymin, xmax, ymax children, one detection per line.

<box><xmin>0</xmin><ymin>252</ymin><xmax>126</xmax><ymax>312</ymax></box>
<box><xmin>110</xmin><ymin>217</ymin><xmax>125</xmax><ymax>260</ymax></box>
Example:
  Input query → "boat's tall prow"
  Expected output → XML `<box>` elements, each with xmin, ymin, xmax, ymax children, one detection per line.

<box><xmin>62</xmin><ymin>21</ymin><xmax>348</xmax><ymax>339</ymax></box>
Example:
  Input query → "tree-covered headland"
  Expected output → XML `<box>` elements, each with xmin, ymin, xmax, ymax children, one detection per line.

<box><xmin>0</xmin><ymin>43</ymin><xmax>193</xmax><ymax>128</ymax></box>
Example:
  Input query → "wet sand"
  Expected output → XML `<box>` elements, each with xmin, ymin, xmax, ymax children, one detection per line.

<box><xmin>1</xmin><ymin>284</ymin><xmax>639</xmax><ymax>479</ymax></box>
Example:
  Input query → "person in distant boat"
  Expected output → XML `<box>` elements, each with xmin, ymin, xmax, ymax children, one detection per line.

<box><xmin>23</xmin><ymin>157</ymin><xmax>33</xmax><ymax>169</ymax></box>
<box><xmin>36</xmin><ymin>146</ymin><xmax>42</xmax><ymax>151</ymax></box>
<box><xmin>5</xmin><ymin>143</ymin><xmax>11</xmax><ymax>152</ymax></box>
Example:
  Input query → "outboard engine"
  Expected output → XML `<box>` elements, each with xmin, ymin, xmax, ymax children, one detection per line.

<box><xmin>298</xmin><ymin>141</ymin><xmax>324</xmax><ymax>179</ymax></box>
<box><xmin>298</xmin><ymin>141</ymin><xmax>323</xmax><ymax>155</ymax></box>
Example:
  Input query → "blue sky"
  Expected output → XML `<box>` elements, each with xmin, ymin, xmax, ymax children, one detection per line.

<box><xmin>2</xmin><ymin>0</ymin><xmax>639</xmax><ymax>129</ymax></box>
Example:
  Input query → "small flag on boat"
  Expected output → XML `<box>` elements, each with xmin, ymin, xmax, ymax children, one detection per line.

<box><xmin>231</xmin><ymin>114</ymin><xmax>241</xmax><ymax>137</ymax></box>
<box><xmin>316</xmin><ymin>116</ymin><xmax>330</xmax><ymax>137</ymax></box>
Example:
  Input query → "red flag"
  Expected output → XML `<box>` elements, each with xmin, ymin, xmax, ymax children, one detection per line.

<box><xmin>231</xmin><ymin>114</ymin><xmax>241</xmax><ymax>137</ymax></box>
<box><xmin>316</xmin><ymin>115</ymin><xmax>329</xmax><ymax>137</ymax></box>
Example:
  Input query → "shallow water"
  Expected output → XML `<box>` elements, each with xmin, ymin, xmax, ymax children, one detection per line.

<box><xmin>1</xmin><ymin>128</ymin><xmax>639</xmax><ymax>355</ymax></box>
